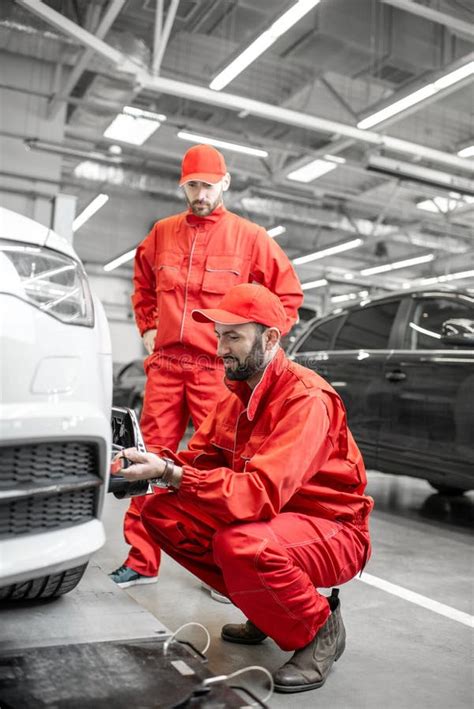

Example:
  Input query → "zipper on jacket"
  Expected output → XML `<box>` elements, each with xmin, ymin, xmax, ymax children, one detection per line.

<box><xmin>232</xmin><ymin>410</ymin><xmax>246</xmax><ymax>470</ymax></box>
<box><xmin>179</xmin><ymin>232</ymin><xmax>198</xmax><ymax>343</ymax></box>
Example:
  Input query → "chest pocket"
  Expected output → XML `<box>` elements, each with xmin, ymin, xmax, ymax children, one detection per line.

<box><xmin>156</xmin><ymin>254</ymin><xmax>183</xmax><ymax>291</ymax></box>
<box><xmin>240</xmin><ymin>433</ymin><xmax>268</xmax><ymax>462</ymax></box>
<box><xmin>202</xmin><ymin>256</ymin><xmax>242</xmax><ymax>294</ymax></box>
<box><xmin>210</xmin><ymin>423</ymin><xmax>235</xmax><ymax>466</ymax></box>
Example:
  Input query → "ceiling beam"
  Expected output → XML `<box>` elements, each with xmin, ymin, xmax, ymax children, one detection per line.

<box><xmin>48</xmin><ymin>0</ymin><xmax>127</xmax><ymax>117</ymax></box>
<box><xmin>140</xmin><ymin>74</ymin><xmax>473</xmax><ymax>173</ymax></box>
<box><xmin>16</xmin><ymin>0</ymin><xmax>474</xmax><ymax>175</ymax></box>
<box><xmin>319</xmin><ymin>76</ymin><xmax>359</xmax><ymax>122</ymax></box>
<box><xmin>153</xmin><ymin>0</ymin><xmax>164</xmax><ymax>76</ymax></box>
<box><xmin>152</xmin><ymin>0</ymin><xmax>180</xmax><ymax>75</ymax></box>
<box><xmin>16</xmin><ymin>0</ymin><xmax>140</xmax><ymax>73</ymax></box>
<box><xmin>380</xmin><ymin>0</ymin><xmax>474</xmax><ymax>39</ymax></box>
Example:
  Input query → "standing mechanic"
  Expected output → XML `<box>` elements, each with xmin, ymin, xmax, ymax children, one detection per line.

<box><xmin>112</xmin><ymin>283</ymin><xmax>373</xmax><ymax>694</ymax></box>
<box><xmin>110</xmin><ymin>145</ymin><xmax>303</xmax><ymax>589</ymax></box>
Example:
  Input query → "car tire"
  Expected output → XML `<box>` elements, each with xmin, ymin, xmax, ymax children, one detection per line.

<box><xmin>0</xmin><ymin>563</ymin><xmax>88</xmax><ymax>601</ymax></box>
<box><xmin>428</xmin><ymin>482</ymin><xmax>466</xmax><ymax>496</ymax></box>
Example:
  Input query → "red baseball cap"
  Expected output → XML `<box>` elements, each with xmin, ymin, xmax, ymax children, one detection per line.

<box><xmin>179</xmin><ymin>144</ymin><xmax>227</xmax><ymax>185</ymax></box>
<box><xmin>192</xmin><ymin>283</ymin><xmax>288</xmax><ymax>334</ymax></box>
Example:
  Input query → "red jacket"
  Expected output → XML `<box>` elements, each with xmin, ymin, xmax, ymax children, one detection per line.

<box><xmin>132</xmin><ymin>206</ymin><xmax>303</xmax><ymax>360</ymax></box>
<box><xmin>171</xmin><ymin>349</ymin><xmax>374</xmax><ymax>526</ymax></box>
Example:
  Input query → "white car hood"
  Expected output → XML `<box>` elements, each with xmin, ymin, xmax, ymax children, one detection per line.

<box><xmin>0</xmin><ymin>207</ymin><xmax>78</xmax><ymax>260</ymax></box>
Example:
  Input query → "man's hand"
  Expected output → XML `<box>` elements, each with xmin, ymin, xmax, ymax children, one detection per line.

<box><xmin>143</xmin><ymin>329</ymin><xmax>157</xmax><ymax>355</ymax></box>
<box><xmin>111</xmin><ymin>448</ymin><xmax>165</xmax><ymax>481</ymax></box>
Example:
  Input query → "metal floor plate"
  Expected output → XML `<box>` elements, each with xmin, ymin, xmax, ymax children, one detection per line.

<box><xmin>0</xmin><ymin>636</ymin><xmax>257</xmax><ymax>708</ymax></box>
<box><xmin>0</xmin><ymin>566</ymin><xmax>260</xmax><ymax>708</ymax></box>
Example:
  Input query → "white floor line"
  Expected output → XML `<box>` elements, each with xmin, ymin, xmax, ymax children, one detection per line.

<box><xmin>357</xmin><ymin>572</ymin><xmax>474</xmax><ymax>628</ymax></box>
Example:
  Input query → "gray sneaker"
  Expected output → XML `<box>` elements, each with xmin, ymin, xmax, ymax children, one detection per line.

<box><xmin>273</xmin><ymin>588</ymin><xmax>346</xmax><ymax>693</ymax></box>
<box><xmin>109</xmin><ymin>565</ymin><xmax>158</xmax><ymax>589</ymax></box>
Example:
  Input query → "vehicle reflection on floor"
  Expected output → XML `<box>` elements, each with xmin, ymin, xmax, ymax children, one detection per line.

<box><xmin>366</xmin><ymin>471</ymin><xmax>474</xmax><ymax>529</ymax></box>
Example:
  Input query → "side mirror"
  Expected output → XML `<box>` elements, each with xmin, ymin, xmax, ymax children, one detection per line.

<box><xmin>109</xmin><ymin>407</ymin><xmax>149</xmax><ymax>498</ymax></box>
<box><xmin>440</xmin><ymin>318</ymin><xmax>474</xmax><ymax>347</ymax></box>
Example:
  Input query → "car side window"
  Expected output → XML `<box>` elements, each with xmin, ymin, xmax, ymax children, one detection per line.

<box><xmin>408</xmin><ymin>297</ymin><xmax>474</xmax><ymax>350</ymax></box>
<box><xmin>334</xmin><ymin>301</ymin><xmax>400</xmax><ymax>349</ymax></box>
<box><xmin>294</xmin><ymin>316</ymin><xmax>344</xmax><ymax>353</ymax></box>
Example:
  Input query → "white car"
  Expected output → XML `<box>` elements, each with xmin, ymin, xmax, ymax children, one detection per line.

<box><xmin>0</xmin><ymin>207</ymin><xmax>112</xmax><ymax>600</ymax></box>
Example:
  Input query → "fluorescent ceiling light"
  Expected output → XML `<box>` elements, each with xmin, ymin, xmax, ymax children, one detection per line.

<box><xmin>293</xmin><ymin>238</ymin><xmax>363</xmax><ymax>265</ymax></box>
<box><xmin>267</xmin><ymin>225</ymin><xmax>286</xmax><ymax>238</ymax></box>
<box><xmin>177</xmin><ymin>130</ymin><xmax>268</xmax><ymax>157</ymax></box>
<box><xmin>457</xmin><ymin>145</ymin><xmax>474</xmax><ymax>158</ymax></box>
<box><xmin>331</xmin><ymin>290</ymin><xmax>369</xmax><ymax>303</ymax></box>
<box><xmin>324</xmin><ymin>154</ymin><xmax>346</xmax><ymax>164</ymax></box>
<box><xmin>301</xmin><ymin>278</ymin><xmax>328</xmax><ymax>291</ymax></box>
<box><xmin>360</xmin><ymin>253</ymin><xmax>434</xmax><ymax>276</ymax></box>
<box><xmin>104</xmin><ymin>248</ymin><xmax>137</xmax><ymax>272</ymax></box>
<box><xmin>104</xmin><ymin>106</ymin><xmax>166</xmax><ymax>146</ymax></box>
<box><xmin>358</xmin><ymin>60</ymin><xmax>474</xmax><ymax>130</ymax></box>
<box><xmin>72</xmin><ymin>193</ymin><xmax>109</xmax><ymax>232</ymax></box>
<box><xmin>287</xmin><ymin>158</ymin><xmax>337</xmax><ymax>183</ymax></box>
<box><xmin>420</xmin><ymin>269</ymin><xmax>474</xmax><ymax>285</ymax></box>
<box><xmin>417</xmin><ymin>193</ymin><xmax>474</xmax><ymax>214</ymax></box>
<box><xmin>209</xmin><ymin>0</ymin><xmax>321</xmax><ymax>91</ymax></box>
<box><xmin>74</xmin><ymin>161</ymin><xmax>125</xmax><ymax>184</ymax></box>
<box><xmin>434</xmin><ymin>61</ymin><xmax>474</xmax><ymax>89</ymax></box>
<box><xmin>358</xmin><ymin>86</ymin><xmax>436</xmax><ymax>129</ymax></box>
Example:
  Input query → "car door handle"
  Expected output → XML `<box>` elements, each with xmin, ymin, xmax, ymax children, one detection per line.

<box><xmin>385</xmin><ymin>370</ymin><xmax>407</xmax><ymax>382</ymax></box>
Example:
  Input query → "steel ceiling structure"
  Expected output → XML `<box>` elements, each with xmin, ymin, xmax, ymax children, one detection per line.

<box><xmin>1</xmin><ymin>0</ymin><xmax>473</xmax><ymax>306</ymax></box>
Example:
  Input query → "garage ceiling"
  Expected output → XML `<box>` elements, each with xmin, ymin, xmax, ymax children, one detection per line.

<box><xmin>0</xmin><ymin>0</ymin><xmax>473</xmax><ymax>307</ymax></box>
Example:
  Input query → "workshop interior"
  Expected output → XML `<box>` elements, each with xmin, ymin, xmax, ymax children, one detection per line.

<box><xmin>0</xmin><ymin>1</ymin><xmax>473</xmax><ymax>707</ymax></box>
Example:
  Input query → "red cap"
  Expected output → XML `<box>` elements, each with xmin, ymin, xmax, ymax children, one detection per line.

<box><xmin>179</xmin><ymin>144</ymin><xmax>227</xmax><ymax>185</ymax></box>
<box><xmin>192</xmin><ymin>283</ymin><xmax>288</xmax><ymax>334</ymax></box>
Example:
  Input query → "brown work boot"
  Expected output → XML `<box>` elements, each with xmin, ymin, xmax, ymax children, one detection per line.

<box><xmin>221</xmin><ymin>619</ymin><xmax>267</xmax><ymax>645</ymax></box>
<box><xmin>273</xmin><ymin>588</ymin><xmax>346</xmax><ymax>693</ymax></box>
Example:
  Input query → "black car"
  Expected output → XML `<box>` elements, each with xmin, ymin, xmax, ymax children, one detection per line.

<box><xmin>113</xmin><ymin>359</ymin><xmax>145</xmax><ymax>419</ymax></box>
<box><xmin>288</xmin><ymin>287</ymin><xmax>474</xmax><ymax>494</ymax></box>
<box><xmin>281</xmin><ymin>305</ymin><xmax>319</xmax><ymax>349</ymax></box>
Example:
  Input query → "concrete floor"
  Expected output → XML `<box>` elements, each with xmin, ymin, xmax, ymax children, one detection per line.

<box><xmin>1</xmin><ymin>472</ymin><xmax>472</xmax><ymax>708</ymax></box>
<box><xmin>92</xmin><ymin>471</ymin><xmax>473</xmax><ymax>709</ymax></box>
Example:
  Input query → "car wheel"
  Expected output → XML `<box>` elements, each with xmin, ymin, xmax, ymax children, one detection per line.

<box><xmin>428</xmin><ymin>482</ymin><xmax>466</xmax><ymax>496</ymax></box>
<box><xmin>0</xmin><ymin>563</ymin><xmax>88</xmax><ymax>601</ymax></box>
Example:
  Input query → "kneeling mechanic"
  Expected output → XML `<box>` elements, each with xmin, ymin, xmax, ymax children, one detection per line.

<box><xmin>111</xmin><ymin>283</ymin><xmax>374</xmax><ymax>694</ymax></box>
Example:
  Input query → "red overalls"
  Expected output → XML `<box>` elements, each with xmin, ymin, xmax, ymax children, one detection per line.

<box><xmin>140</xmin><ymin>349</ymin><xmax>373</xmax><ymax>649</ymax></box>
<box><xmin>125</xmin><ymin>206</ymin><xmax>303</xmax><ymax>575</ymax></box>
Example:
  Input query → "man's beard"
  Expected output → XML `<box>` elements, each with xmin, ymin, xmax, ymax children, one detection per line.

<box><xmin>224</xmin><ymin>336</ymin><xmax>267</xmax><ymax>381</ymax></box>
<box><xmin>186</xmin><ymin>189</ymin><xmax>223</xmax><ymax>216</ymax></box>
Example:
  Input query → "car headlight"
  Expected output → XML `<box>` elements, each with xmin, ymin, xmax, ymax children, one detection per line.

<box><xmin>0</xmin><ymin>241</ymin><xmax>94</xmax><ymax>327</ymax></box>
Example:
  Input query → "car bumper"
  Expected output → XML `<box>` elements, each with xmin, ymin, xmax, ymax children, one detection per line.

<box><xmin>0</xmin><ymin>519</ymin><xmax>106</xmax><ymax>586</ymax></box>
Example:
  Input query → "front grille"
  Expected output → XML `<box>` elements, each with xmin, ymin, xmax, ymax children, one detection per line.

<box><xmin>0</xmin><ymin>440</ymin><xmax>102</xmax><ymax>539</ymax></box>
<box><xmin>0</xmin><ymin>441</ymin><xmax>100</xmax><ymax>487</ymax></box>
<box><xmin>0</xmin><ymin>488</ymin><xmax>97</xmax><ymax>539</ymax></box>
